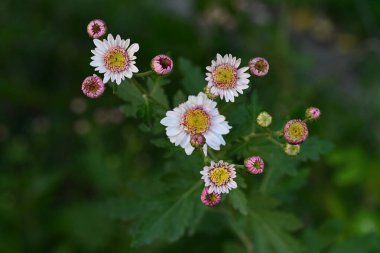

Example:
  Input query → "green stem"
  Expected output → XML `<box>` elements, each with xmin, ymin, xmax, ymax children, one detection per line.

<box><xmin>227</xmin><ymin>208</ymin><xmax>255</xmax><ymax>253</ymax></box>
<box><xmin>131</xmin><ymin>78</ymin><xmax>169</xmax><ymax>110</ymax></box>
<box><xmin>266</xmin><ymin>136</ymin><xmax>284</xmax><ymax>148</ymax></box>
<box><xmin>208</xmin><ymin>149</ymin><xmax>219</xmax><ymax>161</ymax></box>
<box><xmin>134</xmin><ymin>70</ymin><xmax>154</xmax><ymax>78</ymax></box>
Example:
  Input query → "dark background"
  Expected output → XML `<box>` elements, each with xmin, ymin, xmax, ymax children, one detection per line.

<box><xmin>1</xmin><ymin>0</ymin><xmax>379</xmax><ymax>252</ymax></box>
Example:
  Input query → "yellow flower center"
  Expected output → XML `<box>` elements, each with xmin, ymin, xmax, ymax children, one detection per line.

<box><xmin>212</xmin><ymin>64</ymin><xmax>237</xmax><ymax>89</ymax></box>
<box><xmin>183</xmin><ymin>108</ymin><xmax>210</xmax><ymax>134</ymax></box>
<box><xmin>207</xmin><ymin>193</ymin><xmax>218</xmax><ymax>202</ymax></box>
<box><xmin>209</xmin><ymin>166</ymin><xmax>230</xmax><ymax>186</ymax></box>
<box><xmin>254</xmin><ymin>161</ymin><xmax>261</xmax><ymax>169</ymax></box>
<box><xmin>104</xmin><ymin>47</ymin><xmax>128</xmax><ymax>72</ymax></box>
<box><xmin>288</xmin><ymin>122</ymin><xmax>306</xmax><ymax>140</ymax></box>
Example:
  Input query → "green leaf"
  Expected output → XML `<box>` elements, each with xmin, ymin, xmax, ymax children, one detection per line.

<box><xmin>124</xmin><ymin>154</ymin><xmax>206</xmax><ymax>246</ymax></box>
<box><xmin>298</xmin><ymin>137</ymin><xmax>334</xmax><ymax>161</ymax></box>
<box><xmin>249</xmin><ymin>195</ymin><xmax>305</xmax><ymax>253</ymax></box>
<box><xmin>173</xmin><ymin>89</ymin><xmax>186</xmax><ymax>106</ymax></box>
<box><xmin>116</xmin><ymin>80</ymin><xmax>144</xmax><ymax>118</ymax></box>
<box><xmin>147</xmin><ymin>77</ymin><xmax>169</xmax><ymax>109</ymax></box>
<box><xmin>178</xmin><ymin>58</ymin><xmax>205</xmax><ymax>94</ymax></box>
<box><xmin>130</xmin><ymin>181</ymin><xmax>203</xmax><ymax>246</ymax></box>
<box><xmin>229</xmin><ymin>188</ymin><xmax>248</xmax><ymax>215</ymax></box>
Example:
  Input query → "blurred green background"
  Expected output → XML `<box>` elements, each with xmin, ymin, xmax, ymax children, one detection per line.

<box><xmin>1</xmin><ymin>0</ymin><xmax>380</xmax><ymax>252</ymax></box>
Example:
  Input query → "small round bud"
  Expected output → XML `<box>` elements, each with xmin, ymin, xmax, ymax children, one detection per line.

<box><xmin>151</xmin><ymin>54</ymin><xmax>173</xmax><ymax>75</ymax></box>
<box><xmin>190</xmin><ymin>134</ymin><xmax>205</xmax><ymax>148</ymax></box>
<box><xmin>249</xmin><ymin>57</ymin><xmax>269</xmax><ymax>77</ymax></box>
<box><xmin>244</xmin><ymin>156</ymin><xmax>264</xmax><ymax>174</ymax></box>
<box><xmin>81</xmin><ymin>74</ymin><xmax>105</xmax><ymax>98</ymax></box>
<box><xmin>204</xmin><ymin>86</ymin><xmax>218</xmax><ymax>100</ymax></box>
<box><xmin>87</xmin><ymin>19</ymin><xmax>107</xmax><ymax>39</ymax></box>
<box><xmin>256</xmin><ymin>111</ymin><xmax>272</xmax><ymax>127</ymax></box>
<box><xmin>305</xmin><ymin>107</ymin><xmax>321</xmax><ymax>120</ymax></box>
<box><xmin>201</xmin><ymin>187</ymin><xmax>222</xmax><ymax>207</ymax></box>
<box><xmin>283</xmin><ymin>119</ymin><xmax>309</xmax><ymax>144</ymax></box>
<box><xmin>284</xmin><ymin>143</ymin><xmax>301</xmax><ymax>156</ymax></box>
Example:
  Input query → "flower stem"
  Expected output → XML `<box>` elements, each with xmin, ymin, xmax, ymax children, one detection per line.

<box><xmin>266</xmin><ymin>136</ymin><xmax>284</xmax><ymax>148</ymax></box>
<box><xmin>134</xmin><ymin>70</ymin><xmax>154</xmax><ymax>78</ymax></box>
<box><xmin>131</xmin><ymin>78</ymin><xmax>169</xmax><ymax>110</ymax></box>
<box><xmin>227</xmin><ymin>208</ymin><xmax>255</xmax><ymax>253</ymax></box>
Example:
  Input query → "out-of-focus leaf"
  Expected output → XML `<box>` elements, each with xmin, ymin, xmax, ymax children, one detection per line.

<box><xmin>147</xmin><ymin>77</ymin><xmax>169</xmax><ymax>110</ymax></box>
<box><xmin>249</xmin><ymin>195</ymin><xmax>305</xmax><ymax>253</ymax></box>
<box><xmin>178</xmin><ymin>58</ymin><xmax>204</xmax><ymax>95</ymax></box>
<box><xmin>229</xmin><ymin>188</ymin><xmax>248</xmax><ymax>215</ymax></box>
<box><xmin>298</xmin><ymin>137</ymin><xmax>334</xmax><ymax>161</ymax></box>
<box><xmin>116</xmin><ymin>80</ymin><xmax>144</xmax><ymax>118</ymax></box>
<box><xmin>173</xmin><ymin>89</ymin><xmax>186</xmax><ymax>106</ymax></box>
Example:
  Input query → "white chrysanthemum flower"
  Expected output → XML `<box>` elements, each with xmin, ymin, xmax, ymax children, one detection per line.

<box><xmin>90</xmin><ymin>34</ymin><xmax>139</xmax><ymax>85</ymax></box>
<box><xmin>160</xmin><ymin>92</ymin><xmax>231</xmax><ymax>155</ymax></box>
<box><xmin>205</xmin><ymin>54</ymin><xmax>250</xmax><ymax>102</ymax></box>
<box><xmin>201</xmin><ymin>160</ymin><xmax>237</xmax><ymax>194</ymax></box>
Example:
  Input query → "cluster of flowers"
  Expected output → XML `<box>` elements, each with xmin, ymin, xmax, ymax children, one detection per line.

<box><xmin>82</xmin><ymin>19</ymin><xmax>320</xmax><ymax>208</ymax></box>
<box><xmin>82</xmin><ymin>19</ymin><xmax>173</xmax><ymax>98</ymax></box>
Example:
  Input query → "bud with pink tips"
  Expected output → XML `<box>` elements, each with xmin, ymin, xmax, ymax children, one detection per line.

<box><xmin>305</xmin><ymin>107</ymin><xmax>321</xmax><ymax>121</ymax></box>
<box><xmin>151</xmin><ymin>54</ymin><xmax>173</xmax><ymax>75</ymax></box>
<box><xmin>81</xmin><ymin>74</ymin><xmax>105</xmax><ymax>98</ymax></box>
<box><xmin>87</xmin><ymin>19</ymin><xmax>107</xmax><ymax>39</ymax></box>
<box><xmin>244</xmin><ymin>156</ymin><xmax>264</xmax><ymax>174</ymax></box>
<box><xmin>200</xmin><ymin>187</ymin><xmax>222</xmax><ymax>207</ymax></box>
<box><xmin>249</xmin><ymin>57</ymin><xmax>269</xmax><ymax>77</ymax></box>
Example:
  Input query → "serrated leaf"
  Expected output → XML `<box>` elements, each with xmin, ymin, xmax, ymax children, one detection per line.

<box><xmin>178</xmin><ymin>58</ymin><xmax>205</xmax><ymax>94</ymax></box>
<box><xmin>116</xmin><ymin>80</ymin><xmax>144</xmax><ymax>118</ymax></box>
<box><xmin>298</xmin><ymin>137</ymin><xmax>334</xmax><ymax>161</ymax></box>
<box><xmin>147</xmin><ymin>77</ymin><xmax>169</xmax><ymax>109</ymax></box>
<box><xmin>249</xmin><ymin>195</ymin><xmax>305</xmax><ymax>253</ymax></box>
<box><xmin>229</xmin><ymin>188</ymin><xmax>248</xmax><ymax>215</ymax></box>
<box><xmin>130</xmin><ymin>181</ymin><xmax>203</xmax><ymax>246</ymax></box>
<box><xmin>124</xmin><ymin>155</ymin><xmax>205</xmax><ymax>246</ymax></box>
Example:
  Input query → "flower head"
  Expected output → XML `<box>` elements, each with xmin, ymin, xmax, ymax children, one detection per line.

<box><xmin>256</xmin><ymin>111</ymin><xmax>272</xmax><ymax>127</ymax></box>
<box><xmin>305</xmin><ymin>107</ymin><xmax>321</xmax><ymax>120</ymax></box>
<box><xmin>249</xmin><ymin>57</ymin><xmax>269</xmax><ymax>77</ymax></box>
<box><xmin>87</xmin><ymin>19</ymin><xmax>107</xmax><ymax>39</ymax></box>
<box><xmin>283</xmin><ymin>119</ymin><xmax>309</xmax><ymax>144</ymax></box>
<box><xmin>151</xmin><ymin>54</ymin><xmax>173</xmax><ymax>75</ymax></box>
<box><xmin>81</xmin><ymin>74</ymin><xmax>105</xmax><ymax>98</ymax></box>
<box><xmin>201</xmin><ymin>160</ymin><xmax>237</xmax><ymax>194</ymax></box>
<box><xmin>90</xmin><ymin>34</ymin><xmax>139</xmax><ymax>85</ymax></box>
<box><xmin>160</xmin><ymin>92</ymin><xmax>231</xmax><ymax>155</ymax></box>
<box><xmin>284</xmin><ymin>143</ymin><xmax>301</xmax><ymax>156</ymax></box>
<box><xmin>200</xmin><ymin>187</ymin><xmax>222</xmax><ymax>207</ymax></box>
<box><xmin>190</xmin><ymin>134</ymin><xmax>205</xmax><ymax>148</ymax></box>
<box><xmin>206</xmin><ymin>54</ymin><xmax>250</xmax><ymax>102</ymax></box>
<box><xmin>244</xmin><ymin>156</ymin><xmax>264</xmax><ymax>174</ymax></box>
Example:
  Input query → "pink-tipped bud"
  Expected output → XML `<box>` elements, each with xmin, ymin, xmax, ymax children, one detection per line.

<box><xmin>305</xmin><ymin>107</ymin><xmax>321</xmax><ymax>120</ymax></box>
<box><xmin>81</xmin><ymin>74</ymin><xmax>105</xmax><ymax>98</ymax></box>
<box><xmin>151</xmin><ymin>54</ymin><xmax>173</xmax><ymax>75</ymax></box>
<box><xmin>244</xmin><ymin>156</ymin><xmax>264</xmax><ymax>174</ymax></box>
<box><xmin>87</xmin><ymin>19</ymin><xmax>107</xmax><ymax>39</ymax></box>
<box><xmin>190</xmin><ymin>134</ymin><xmax>206</xmax><ymax>148</ymax></box>
<box><xmin>249</xmin><ymin>57</ymin><xmax>269</xmax><ymax>77</ymax></box>
<box><xmin>201</xmin><ymin>187</ymin><xmax>222</xmax><ymax>207</ymax></box>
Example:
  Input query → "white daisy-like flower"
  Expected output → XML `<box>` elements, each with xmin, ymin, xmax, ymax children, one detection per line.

<box><xmin>90</xmin><ymin>34</ymin><xmax>139</xmax><ymax>85</ymax></box>
<box><xmin>160</xmin><ymin>92</ymin><xmax>231</xmax><ymax>155</ymax></box>
<box><xmin>205</xmin><ymin>54</ymin><xmax>250</xmax><ymax>102</ymax></box>
<box><xmin>201</xmin><ymin>160</ymin><xmax>237</xmax><ymax>194</ymax></box>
